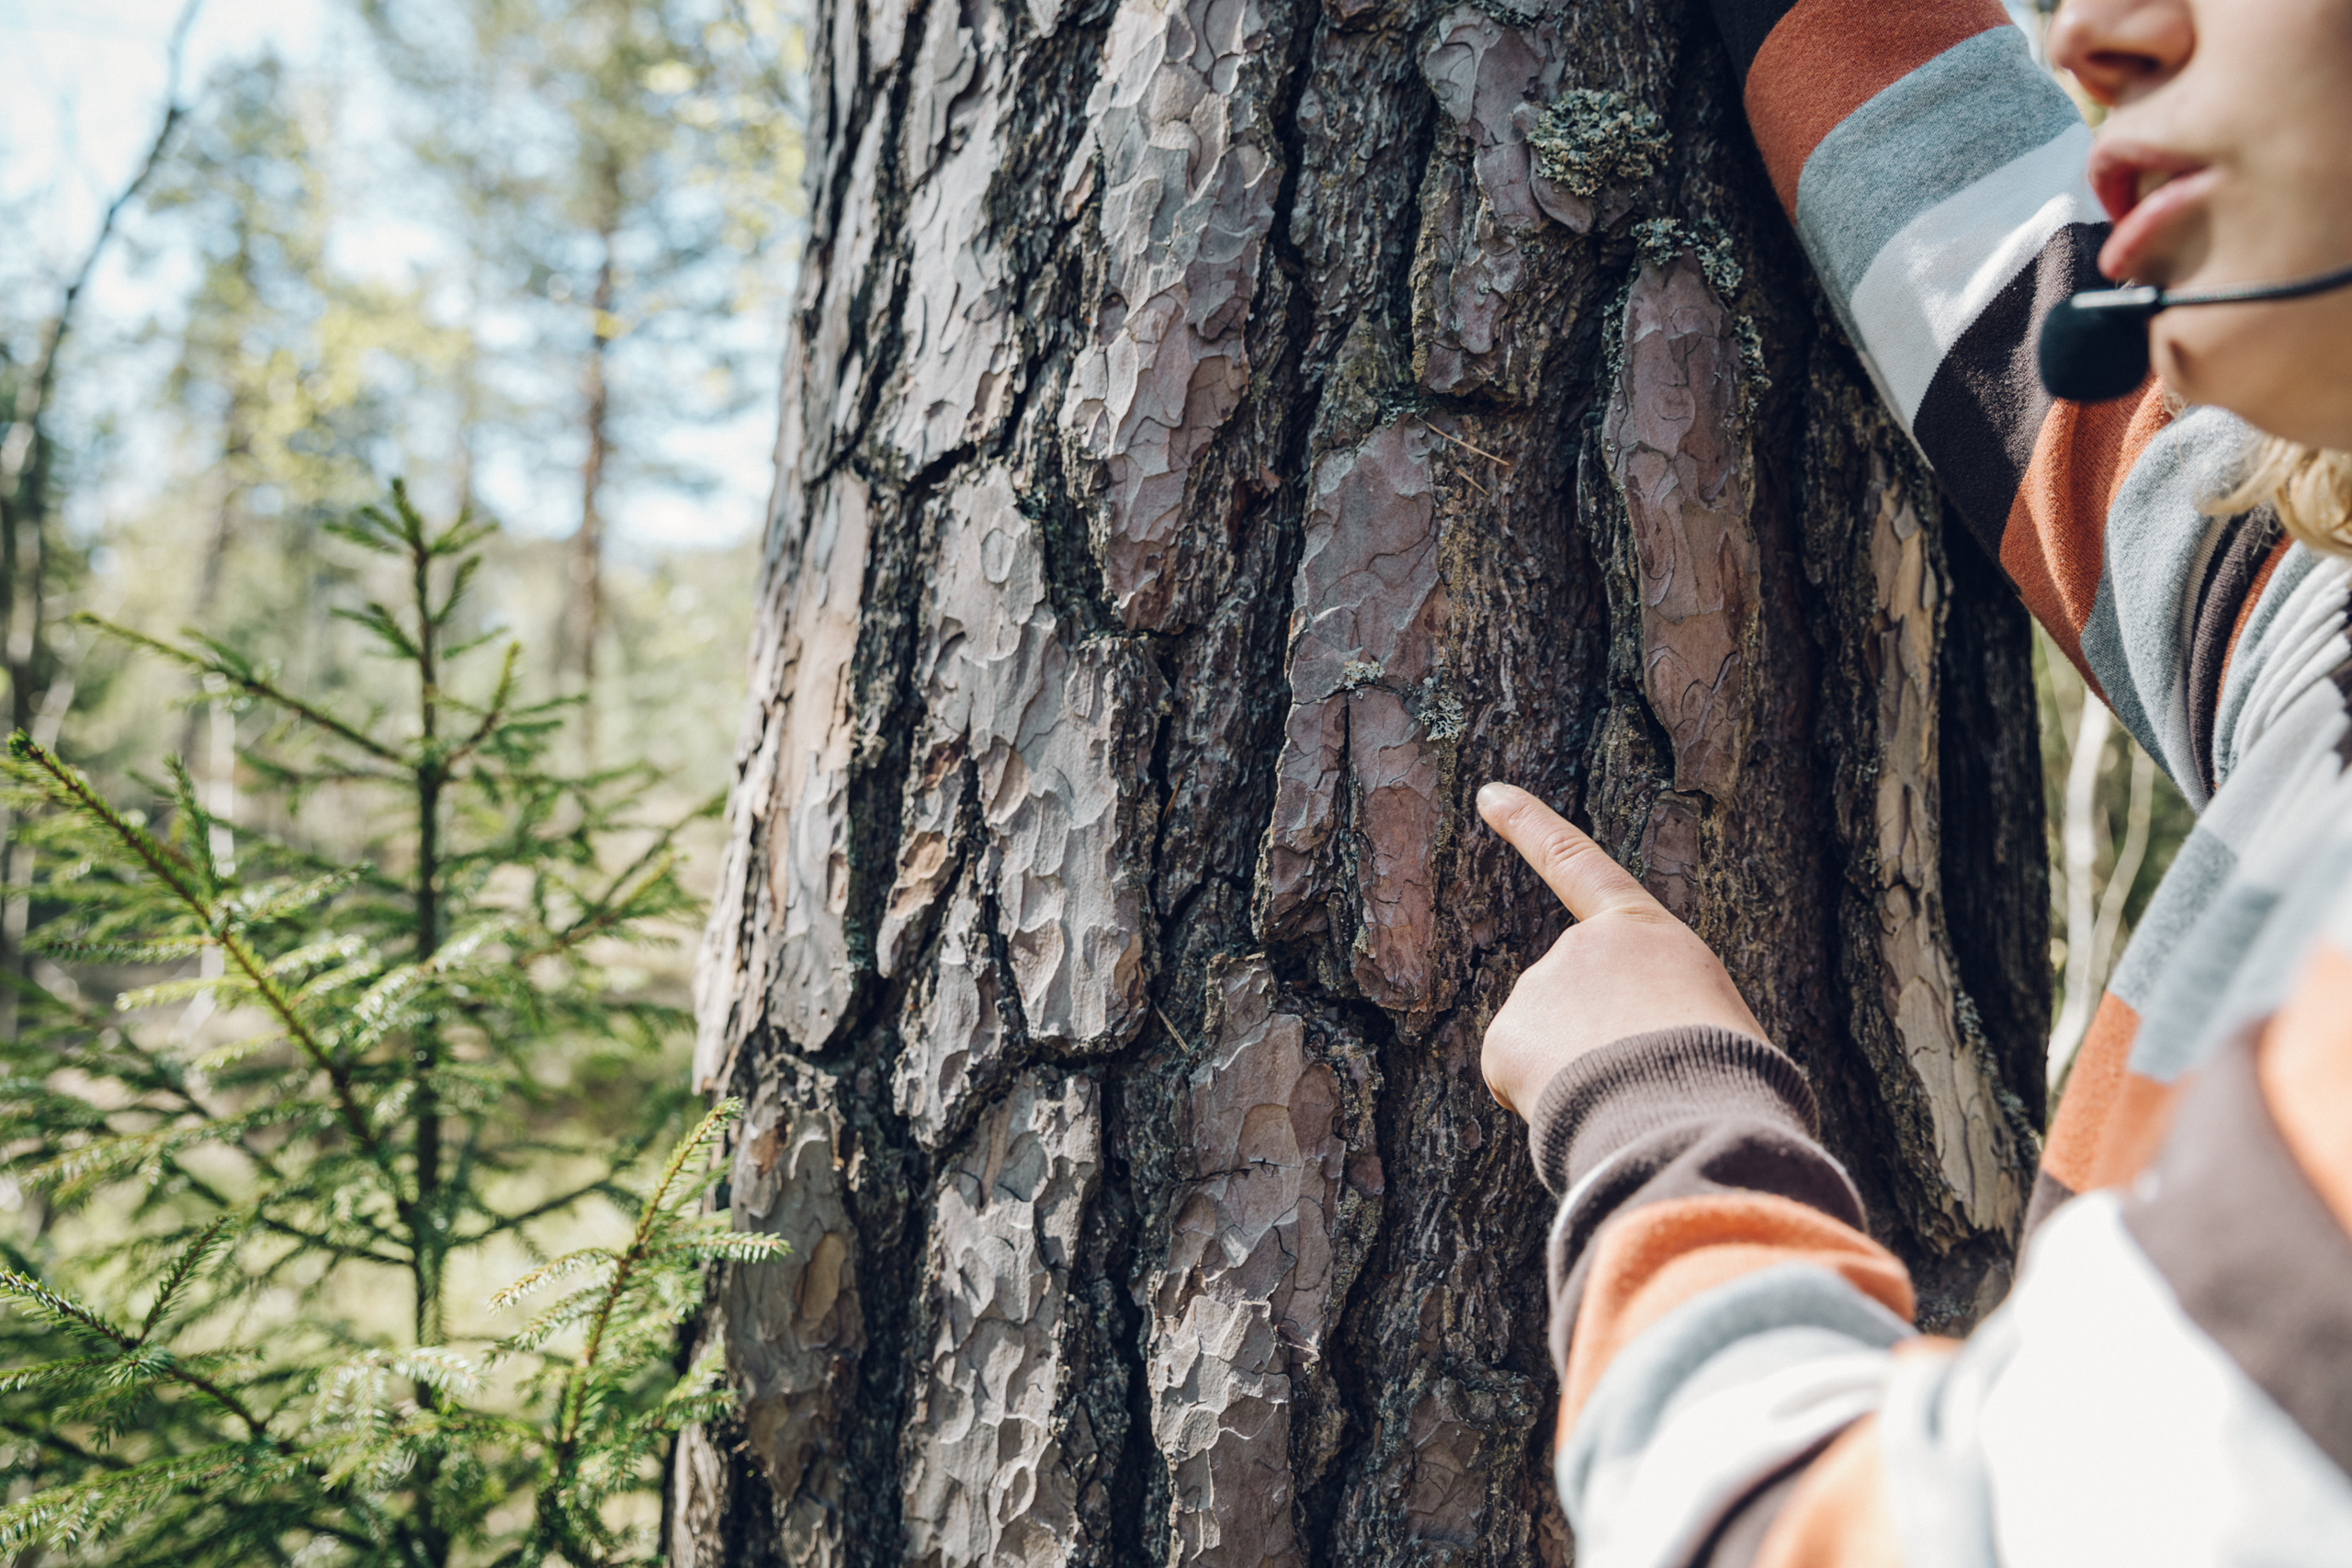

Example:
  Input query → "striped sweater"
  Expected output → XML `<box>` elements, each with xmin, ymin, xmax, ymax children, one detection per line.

<box><xmin>1540</xmin><ymin>3</ymin><xmax>2352</xmax><ymax>1563</ymax></box>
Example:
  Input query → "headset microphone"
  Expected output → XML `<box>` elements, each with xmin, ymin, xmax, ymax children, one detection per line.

<box><xmin>2038</xmin><ymin>259</ymin><xmax>2352</xmax><ymax>403</ymax></box>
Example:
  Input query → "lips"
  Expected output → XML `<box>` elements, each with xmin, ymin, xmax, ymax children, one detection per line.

<box><xmin>2087</xmin><ymin>137</ymin><xmax>2215</xmax><ymax>282</ymax></box>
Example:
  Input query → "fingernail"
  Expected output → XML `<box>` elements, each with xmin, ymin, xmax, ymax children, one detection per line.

<box><xmin>1476</xmin><ymin>781</ymin><xmax>1511</xmax><ymax>812</ymax></box>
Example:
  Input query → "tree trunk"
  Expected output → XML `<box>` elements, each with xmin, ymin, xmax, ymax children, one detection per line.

<box><xmin>673</xmin><ymin>0</ymin><xmax>2050</xmax><ymax>1562</ymax></box>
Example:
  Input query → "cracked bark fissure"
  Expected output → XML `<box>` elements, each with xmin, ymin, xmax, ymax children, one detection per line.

<box><xmin>670</xmin><ymin>0</ymin><xmax>2051</xmax><ymax>1562</ymax></box>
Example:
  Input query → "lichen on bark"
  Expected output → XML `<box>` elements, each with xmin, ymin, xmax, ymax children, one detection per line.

<box><xmin>1525</xmin><ymin>86</ymin><xmax>1669</xmax><ymax>198</ymax></box>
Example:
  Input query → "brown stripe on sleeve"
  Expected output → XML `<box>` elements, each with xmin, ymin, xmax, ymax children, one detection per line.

<box><xmin>1706</xmin><ymin>0</ymin><xmax>1805</xmax><ymax>83</ymax></box>
<box><xmin>1907</xmin><ymin>224</ymin><xmax>2112</xmax><ymax>566</ymax></box>
<box><xmin>1742</xmin><ymin>0</ymin><xmax>2011</xmax><ymax>216</ymax></box>
<box><xmin>2127</xmin><ymin>992</ymin><xmax>2352</xmax><ymax>1478</ymax></box>
<box><xmin>2186</xmin><ymin>509</ymin><xmax>2284</xmax><ymax>796</ymax></box>
<box><xmin>2218</xmin><ymin>531</ymin><xmax>2293</xmax><ymax>695</ymax></box>
<box><xmin>1528</xmin><ymin>1027</ymin><xmax>1821</xmax><ymax>1197</ymax></box>
<box><xmin>1748</xmin><ymin>1414</ymin><xmax>1907</xmax><ymax>1568</ymax></box>
<box><xmin>1560</xmin><ymin>1194</ymin><xmax>1915</xmax><ymax>1429</ymax></box>
<box><xmin>1533</xmin><ymin>1032</ymin><xmax>1875</xmax><ymax>1393</ymax></box>
<box><xmin>2041</xmin><ymin>992</ymin><xmax>2141</xmax><ymax>1194</ymax></box>
<box><xmin>2000</xmin><ymin>380</ymin><xmax>2173</xmax><ymax>680</ymax></box>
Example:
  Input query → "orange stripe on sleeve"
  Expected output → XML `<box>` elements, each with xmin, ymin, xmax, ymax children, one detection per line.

<box><xmin>1998</xmin><ymin>381</ymin><xmax>2172</xmax><ymax>682</ymax></box>
<box><xmin>1743</xmin><ymin>0</ymin><xmax>2010</xmax><ymax>216</ymax></box>
<box><xmin>2258</xmin><ymin>942</ymin><xmax>2352</xmax><ymax>1237</ymax></box>
<box><xmin>2046</xmin><ymin>991</ymin><xmax>2187</xmax><ymax>1195</ymax></box>
<box><xmin>1560</xmin><ymin>1193</ymin><xmax>1914</xmax><ymax>1429</ymax></box>
<box><xmin>2042</xmin><ymin>993</ymin><xmax>2141</xmax><ymax>1192</ymax></box>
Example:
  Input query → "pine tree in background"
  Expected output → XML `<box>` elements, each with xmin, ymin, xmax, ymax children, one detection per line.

<box><xmin>356</xmin><ymin>0</ymin><xmax>805</xmax><ymax>701</ymax></box>
<box><xmin>0</xmin><ymin>483</ymin><xmax>778</xmax><ymax>1567</ymax></box>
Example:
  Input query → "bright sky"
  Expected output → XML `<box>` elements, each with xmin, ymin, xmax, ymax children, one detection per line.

<box><xmin>0</xmin><ymin>0</ymin><xmax>776</xmax><ymax>552</ymax></box>
<box><xmin>1</xmin><ymin>1</ymin><xmax>328</xmax><ymax>235</ymax></box>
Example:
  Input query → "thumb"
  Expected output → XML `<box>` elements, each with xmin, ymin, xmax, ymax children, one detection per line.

<box><xmin>1476</xmin><ymin>782</ymin><xmax>1663</xmax><ymax>923</ymax></box>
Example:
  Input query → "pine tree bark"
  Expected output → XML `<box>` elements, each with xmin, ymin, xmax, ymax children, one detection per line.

<box><xmin>672</xmin><ymin>0</ymin><xmax>2050</xmax><ymax>1562</ymax></box>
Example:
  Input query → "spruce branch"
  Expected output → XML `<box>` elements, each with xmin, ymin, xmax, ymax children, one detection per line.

<box><xmin>71</xmin><ymin>615</ymin><xmax>405</xmax><ymax>765</ymax></box>
<box><xmin>517</xmin><ymin>1098</ymin><xmax>773</xmax><ymax>1560</ymax></box>
<box><xmin>8</xmin><ymin>733</ymin><xmax>406</xmax><ymax>1194</ymax></box>
<box><xmin>0</xmin><ymin>1269</ymin><xmax>273</xmax><ymax>1441</ymax></box>
<box><xmin>139</xmin><ymin>1218</ymin><xmax>234</xmax><ymax>1342</ymax></box>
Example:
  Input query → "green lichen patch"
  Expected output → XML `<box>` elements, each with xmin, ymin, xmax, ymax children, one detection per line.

<box><xmin>1527</xmin><ymin>88</ymin><xmax>1669</xmax><ymax>198</ymax></box>
<box><xmin>1632</xmin><ymin>215</ymin><xmax>1745</xmax><ymax>298</ymax></box>
<box><xmin>1632</xmin><ymin>216</ymin><xmax>1688</xmax><ymax>267</ymax></box>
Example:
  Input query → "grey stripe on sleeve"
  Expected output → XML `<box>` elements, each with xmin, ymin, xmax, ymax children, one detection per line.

<box><xmin>1558</xmin><ymin>1263</ymin><xmax>1910</xmax><ymax>1568</ymax></box>
<box><xmin>2126</xmin><ymin>882</ymin><xmax>2282</xmax><ymax>1082</ymax></box>
<box><xmin>2079</xmin><ymin>405</ymin><xmax>2253</xmax><ymax>806</ymax></box>
<box><xmin>1794</xmin><ymin>27</ymin><xmax>2082</xmax><ymax>309</ymax></box>
<box><xmin>1876</xmin><ymin>1308</ymin><xmax>2016</xmax><ymax>1568</ymax></box>
<box><xmin>2213</xmin><ymin>546</ymin><xmax>2328</xmax><ymax>782</ymax></box>
<box><xmin>2136</xmin><ymin>830</ymin><xmax>2352</xmax><ymax>1085</ymax></box>
<box><xmin>2106</xmin><ymin>827</ymin><xmax>2236</xmax><ymax>1015</ymax></box>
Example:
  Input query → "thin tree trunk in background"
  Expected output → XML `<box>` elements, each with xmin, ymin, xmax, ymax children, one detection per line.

<box><xmin>675</xmin><ymin>0</ymin><xmax>2050</xmax><ymax>1561</ymax></box>
<box><xmin>176</xmin><ymin>374</ymin><xmax>254</xmax><ymax>769</ymax></box>
<box><xmin>564</xmin><ymin>220</ymin><xmax>618</xmax><ymax>711</ymax></box>
<box><xmin>2050</xmin><ymin>698</ymin><xmax>2110</xmax><ymax>1080</ymax></box>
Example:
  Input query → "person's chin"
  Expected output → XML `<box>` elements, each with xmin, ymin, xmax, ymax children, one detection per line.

<box><xmin>2153</xmin><ymin>316</ymin><xmax>2352</xmax><ymax>446</ymax></box>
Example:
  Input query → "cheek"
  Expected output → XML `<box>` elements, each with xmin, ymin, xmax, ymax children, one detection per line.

<box><xmin>2154</xmin><ymin>306</ymin><xmax>2301</xmax><ymax>423</ymax></box>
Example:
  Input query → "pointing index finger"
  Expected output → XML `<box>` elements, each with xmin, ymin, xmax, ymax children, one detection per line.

<box><xmin>1476</xmin><ymin>782</ymin><xmax>1662</xmax><ymax>923</ymax></box>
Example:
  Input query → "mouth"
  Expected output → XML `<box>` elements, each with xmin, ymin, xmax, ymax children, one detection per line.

<box><xmin>2088</xmin><ymin>138</ymin><xmax>2216</xmax><ymax>283</ymax></box>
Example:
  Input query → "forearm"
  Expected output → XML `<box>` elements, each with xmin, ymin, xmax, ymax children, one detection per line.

<box><xmin>1531</xmin><ymin>1027</ymin><xmax>1918</xmax><ymax>1564</ymax></box>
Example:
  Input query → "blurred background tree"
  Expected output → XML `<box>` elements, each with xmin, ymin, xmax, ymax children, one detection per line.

<box><xmin>2036</xmin><ymin>628</ymin><xmax>2194</xmax><ymax>1097</ymax></box>
<box><xmin>357</xmin><ymin>0</ymin><xmax>804</xmax><ymax>705</ymax></box>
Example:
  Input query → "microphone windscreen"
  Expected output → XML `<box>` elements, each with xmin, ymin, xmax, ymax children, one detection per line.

<box><xmin>2039</xmin><ymin>293</ymin><xmax>2154</xmax><ymax>402</ymax></box>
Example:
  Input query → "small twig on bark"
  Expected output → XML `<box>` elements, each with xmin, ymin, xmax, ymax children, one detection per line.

<box><xmin>1419</xmin><ymin>419</ymin><xmax>1516</xmax><ymax>469</ymax></box>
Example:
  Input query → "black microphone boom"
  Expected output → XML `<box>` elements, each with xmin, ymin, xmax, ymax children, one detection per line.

<box><xmin>2038</xmin><ymin>259</ymin><xmax>2352</xmax><ymax>404</ymax></box>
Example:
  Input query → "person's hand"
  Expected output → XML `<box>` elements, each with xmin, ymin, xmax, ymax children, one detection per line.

<box><xmin>1476</xmin><ymin>782</ymin><xmax>1767</xmax><ymax>1117</ymax></box>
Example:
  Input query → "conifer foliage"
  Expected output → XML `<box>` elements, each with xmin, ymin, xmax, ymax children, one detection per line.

<box><xmin>0</xmin><ymin>484</ymin><xmax>777</xmax><ymax>1566</ymax></box>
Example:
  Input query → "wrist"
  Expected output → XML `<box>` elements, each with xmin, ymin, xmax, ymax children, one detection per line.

<box><xmin>1523</xmin><ymin>1025</ymin><xmax>1812</xmax><ymax>1197</ymax></box>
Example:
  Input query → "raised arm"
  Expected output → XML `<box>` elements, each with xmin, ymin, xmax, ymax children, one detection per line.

<box><xmin>1508</xmin><ymin>4</ymin><xmax>2352</xmax><ymax>1562</ymax></box>
<box><xmin>1720</xmin><ymin>0</ymin><xmax>2287</xmax><ymax>810</ymax></box>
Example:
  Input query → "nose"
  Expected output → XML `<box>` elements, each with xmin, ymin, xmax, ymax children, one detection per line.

<box><xmin>2047</xmin><ymin>0</ymin><xmax>2196</xmax><ymax>106</ymax></box>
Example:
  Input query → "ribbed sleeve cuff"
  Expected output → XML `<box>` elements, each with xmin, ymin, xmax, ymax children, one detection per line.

<box><xmin>1526</xmin><ymin>1026</ymin><xmax>1820</xmax><ymax>1197</ymax></box>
